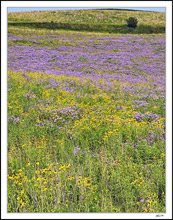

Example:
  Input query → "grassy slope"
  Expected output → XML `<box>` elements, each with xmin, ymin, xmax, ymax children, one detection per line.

<box><xmin>7</xmin><ymin>10</ymin><xmax>166</xmax><ymax>213</ymax></box>
<box><xmin>8</xmin><ymin>9</ymin><xmax>165</xmax><ymax>34</ymax></box>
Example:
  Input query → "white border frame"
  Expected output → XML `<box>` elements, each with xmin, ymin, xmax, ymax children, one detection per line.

<box><xmin>1</xmin><ymin>1</ymin><xmax>172</xmax><ymax>219</ymax></box>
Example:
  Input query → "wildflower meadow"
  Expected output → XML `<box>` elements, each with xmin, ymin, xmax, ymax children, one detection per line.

<box><xmin>7</xmin><ymin>9</ymin><xmax>166</xmax><ymax>213</ymax></box>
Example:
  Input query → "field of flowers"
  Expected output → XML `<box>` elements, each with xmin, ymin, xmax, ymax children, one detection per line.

<box><xmin>8</xmin><ymin>25</ymin><xmax>165</xmax><ymax>212</ymax></box>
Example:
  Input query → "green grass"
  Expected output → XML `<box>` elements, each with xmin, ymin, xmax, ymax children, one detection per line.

<box><xmin>7</xmin><ymin>10</ymin><xmax>166</xmax><ymax>212</ymax></box>
<box><xmin>8</xmin><ymin>71</ymin><xmax>165</xmax><ymax>212</ymax></box>
<box><xmin>8</xmin><ymin>9</ymin><xmax>165</xmax><ymax>34</ymax></box>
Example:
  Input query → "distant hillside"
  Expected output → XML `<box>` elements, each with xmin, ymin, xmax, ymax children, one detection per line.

<box><xmin>8</xmin><ymin>9</ymin><xmax>165</xmax><ymax>34</ymax></box>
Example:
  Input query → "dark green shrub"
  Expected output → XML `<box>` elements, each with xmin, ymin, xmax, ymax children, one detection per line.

<box><xmin>126</xmin><ymin>17</ymin><xmax>138</xmax><ymax>28</ymax></box>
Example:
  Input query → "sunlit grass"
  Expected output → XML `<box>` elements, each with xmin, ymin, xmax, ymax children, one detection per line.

<box><xmin>8</xmin><ymin>70</ymin><xmax>165</xmax><ymax>212</ymax></box>
<box><xmin>8</xmin><ymin>9</ymin><xmax>165</xmax><ymax>26</ymax></box>
<box><xmin>8</xmin><ymin>9</ymin><xmax>165</xmax><ymax>34</ymax></box>
<box><xmin>8</xmin><ymin>12</ymin><xmax>165</xmax><ymax>212</ymax></box>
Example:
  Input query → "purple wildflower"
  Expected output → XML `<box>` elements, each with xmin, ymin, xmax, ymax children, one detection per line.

<box><xmin>140</xmin><ymin>199</ymin><xmax>144</xmax><ymax>202</ymax></box>
<box><xmin>73</xmin><ymin>151</ymin><xmax>78</xmax><ymax>155</ymax></box>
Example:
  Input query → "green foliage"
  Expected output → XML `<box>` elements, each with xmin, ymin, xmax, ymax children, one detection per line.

<box><xmin>8</xmin><ymin>9</ymin><xmax>165</xmax><ymax>34</ymax></box>
<box><xmin>7</xmin><ymin>20</ymin><xmax>165</xmax><ymax>213</ymax></box>
<box><xmin>126</xmin><ymin>17</ymin><xmax>138</xmax><ymax>28</ymax></box>
<box><xmin>7</xmin><ymin>69</ymin><xmax>165</xmax><ymax>213</ymax></box>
